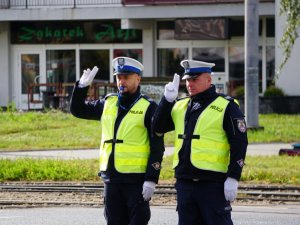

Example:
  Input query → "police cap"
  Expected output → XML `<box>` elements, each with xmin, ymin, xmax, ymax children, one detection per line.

<box><xmin>112</xmin><ymin>57</ymin><xmax>144</xmax><ymax>76</ymax></box>
<box><xmin>180</xmin><ymin>60</ymin><xmax>215</xmax><ymax>80</ymax></box>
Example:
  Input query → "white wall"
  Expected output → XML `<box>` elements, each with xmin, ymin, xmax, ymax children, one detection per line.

<box><xmin>275</xmin><ymin>0</ymin><xmax>300</xmax><ymax>96</ymax></box>
<box><xmin>0</xmin><ymin>22</ymin><xmax>10</xmax><ymax>107</ymax></box>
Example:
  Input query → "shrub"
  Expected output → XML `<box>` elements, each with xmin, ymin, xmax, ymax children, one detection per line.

<box><xmin>264</xmin><ymin>86</ymin><xmax>285</xmax><ymax>97</ymax></box>
<box><xmin>234</xmin><ymin>86</ymin><xmax>245</xmax><ymax>98</ymax></box>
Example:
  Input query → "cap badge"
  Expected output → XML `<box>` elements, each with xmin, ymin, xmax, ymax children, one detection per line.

<box><xmin>183</xmin><ymin>61</ymin><xmax>190</xmax><ymax>73</ymax></box>
<box><xmin>117</xmin><ymin>58</ymin><xmax>125</xmax><ymax>69</ymax></box>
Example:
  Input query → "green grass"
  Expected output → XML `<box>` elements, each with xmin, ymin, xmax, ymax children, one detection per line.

<box><xmin>0</xmin><ymin>158</ymin><xmax>99</xmax><ymax>182</ymax></box>
<box><xmin>247</xmin><ymin>114</ymin><xmax>300</xmax><ymax>143</ymax></box>
<box><xmin>0</xmin><ymin>110</ymin><xmax>101</xmax><ymax>150</ymax></box>
<box><xmin>240</xmin><ymin>155</ymin><xmax>300</xmax><ymax>185</ymax></box>
<box><xmin>1</xmin><ymin>111</ymin><xmax>300</xmax><ymax>184</ymax></box>
<box><xmin>1</xmin><ymin>111</ymin><xmax>299</xmax><ymax>151</ymax></box>
<box><xmin>0</xmin><ymin>155</ymin><xmax>299</xmax><ymax>185</ymax></box>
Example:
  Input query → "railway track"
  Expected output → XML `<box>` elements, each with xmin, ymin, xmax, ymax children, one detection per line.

<box><xmin>0</xmin><ymin>182</ymin><xmax>299</xmax><ymax>208</ymax></box>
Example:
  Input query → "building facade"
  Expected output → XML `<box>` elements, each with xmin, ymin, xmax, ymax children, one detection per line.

<box><xmin>0</xmin><ymin>0</ymin><xmax>298</xmax><ymax>110</ymax></box>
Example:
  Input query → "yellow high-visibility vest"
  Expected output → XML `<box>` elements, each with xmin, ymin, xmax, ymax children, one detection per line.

<box><xmin>99</xmin><ymin>96</ymin><xmax>150</xmax><ymax>173</ymax></box>
<box><xmin>171</xmin><ymin>96</ymin><xmax>230</xmax><ymax>173</ymax></box>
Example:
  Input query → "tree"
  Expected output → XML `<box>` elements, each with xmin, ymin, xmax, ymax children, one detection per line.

<box><xmin>279</xmin><ymin>0</ymin><xmax>300</xmax><ymax>72</ymax></box>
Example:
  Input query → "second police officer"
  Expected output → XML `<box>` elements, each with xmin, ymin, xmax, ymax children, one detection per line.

<box><xmin>152</xmin><ymin>60</ymin><xmax>248</xmax><ymax>225</ymax></box>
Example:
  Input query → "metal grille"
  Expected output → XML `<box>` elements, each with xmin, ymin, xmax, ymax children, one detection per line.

<box><xmin>0</xmin><ymin>0</ymin><xmax>122</xmax><ymax>8</ymax></box>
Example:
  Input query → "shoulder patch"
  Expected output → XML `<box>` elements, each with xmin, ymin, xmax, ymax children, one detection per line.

<box><xmin>236</xmin><ymin>118</ymin><xmax>247</xmax><ymax>133</ymax></box>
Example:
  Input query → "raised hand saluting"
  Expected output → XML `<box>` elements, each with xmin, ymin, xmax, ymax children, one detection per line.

<box><xmin>78</xmin><ymin>66</ymin><xmax>99</xmax><ymax>88</ymax></box>
<box><xmin>164</xmin><ymin>73</ymin><xmax>180</xmax><ymax>102</ymax></box>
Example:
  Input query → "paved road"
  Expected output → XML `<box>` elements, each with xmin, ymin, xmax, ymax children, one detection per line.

<box><xmin>0</xmin><ymin>143</ymin><xmax>293</xmax><ymax>160</ymax></box>
<box><xmin>0</xmin><ymin>204</ymin><xmax>299</xmax><ymax>225</ymax></box>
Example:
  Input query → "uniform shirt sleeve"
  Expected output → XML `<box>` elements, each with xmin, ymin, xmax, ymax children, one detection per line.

<box><xmin>223</xmin><ymin>100</ymin><xmax>248</xmax><ymax>181</ymax></box>
<box><xmin>70</xmin><ymin>81</ymin><xmax>104</xmax><ymax>121</ymax></box>
<box><xmin>144</xmin><ymin>101</ymin><xmax>165</xmax><ymax>183</ymax></box>
<box><xmin>152</xmin><ymin>96</ymin><xmax>175</xmax><ymax>134</ymax></box>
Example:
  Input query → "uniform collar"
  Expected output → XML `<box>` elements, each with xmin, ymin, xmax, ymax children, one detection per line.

<box><xmin>191</xmin><ymin>85</ymin><xmax>217</xmax><ymax>103</ymax></box>
<box><xmin>118</xmin><ymin>86</ymin><xmax>141</xmax><ymax>110</ymax></box>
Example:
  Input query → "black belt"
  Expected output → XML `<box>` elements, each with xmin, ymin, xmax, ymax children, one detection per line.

<box><xmin>104</xmin><ymin>139</ymin><xmax>123</xmax><ymax>144</ymax></box>
<box><xmin>178</xmin><ymin>134</ymin><xmax>200</xmax><ymax>140</ymax></box>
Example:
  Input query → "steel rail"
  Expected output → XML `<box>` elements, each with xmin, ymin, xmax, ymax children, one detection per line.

<box><xmin>0</xmin><ymin>183</ymin><xmax>299</xmax><ymax>206</ymax></box>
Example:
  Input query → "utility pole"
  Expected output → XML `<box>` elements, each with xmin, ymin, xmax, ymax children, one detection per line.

<box><xmin>245</xmin><ymin>0</ymin><xmax>259</xmax><ymax>128</ymax></box>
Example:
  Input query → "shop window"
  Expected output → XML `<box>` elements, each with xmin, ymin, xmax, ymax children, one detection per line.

<box><xmin>80</xmin><ymin>50</ymin><xmax>109</xmax><ymax>81</ymax></box>
<box><xmin>113</xmin><ymin>49</ymin><xmax>143</xmax><ymax>62</ymax></box>
<box><xmin>266</xmin><ymin>46</ymin><xmax>275</xmax><ymax>86</ymax></box>
<box><xmin>229</xmin><ymin>47</ymin><xmax>245</xmax><ymax>95</ymax></box>
<box><xmin>192</xmin><ymin>47</ymin><xmax>225</xmax><ymax>72</ymax></box>
<box><xmin>229</xmin><ymin>19</ymin><xmax>262</xmax><ymax>38</ymax></box>
<box><xmin>157</xmin><ymin>21</ymin><xmax>175</xmax><ymax>40</ymax></box>
<box><xmin>46</xmin><ymin>50</ymin><xmax>75</xmax><ymax>84</ymax></box>
<box><xmin>229</xmin><ymin>46</ymin><xmax>263</xmax><ymax>95</ymax></box>
<box><xmin>266</xmin><ymin>18</ymin><xmax>275</xmax><ymax>37</ymax></box>
<box><xmin>46</xmin><ymin>50</ymin><xmax>75</xmax><ymax>96</ymax></box>
<box><xmin>157</xmin><ymin>48</ymin><xmax>188</xmax><ymax>77</ymax></box>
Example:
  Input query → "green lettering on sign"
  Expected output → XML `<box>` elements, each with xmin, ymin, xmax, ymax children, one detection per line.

<box><xmin>18</xmin><ymin>26</ymin><xmax>85</xmax><ymax>42</ymax></box>
<box><xmin>95</xmin><ymin>24</ymin><xmax>137</xmax><ymax>42</ymax></box>
<box><xmin>12</xmin><ymin>21</ymin><xmax>142</xmax><ymax>44</ymax></box>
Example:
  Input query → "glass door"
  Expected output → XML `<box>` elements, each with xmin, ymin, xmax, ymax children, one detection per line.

<box><xmin>20</xmin><ymin>53</ymin><xmax>43</xmax><ymax>110</ymax></box>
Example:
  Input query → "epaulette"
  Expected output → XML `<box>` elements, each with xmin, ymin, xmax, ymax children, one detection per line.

<box><xmin>104</xmin><ymin>93</ymin><xmax>117</xmax><ymax>100</ymax></box>
<box><xmin>218</xmin><ymin>93</ymin><xmax>234</xmax><ymax>102</ymax></box>
<box><xmin>140</xmin><ymin>94</ymin><xmax>154</xmax><ymax>103</ymax></box>
<box><xmin>219</xmin><ymin>94</ymin><xmax>240</xmax><ymax>106</ymax></box>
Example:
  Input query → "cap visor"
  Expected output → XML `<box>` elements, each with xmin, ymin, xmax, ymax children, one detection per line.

<box><xmin>113</xmin><ymin>71</ymin><xmax>133</xmax><ymax>76</ymax></box>
<box><xmin>181</xmin><ymin>74</ymin><xmax>190</xmax><ymax>80</ymax></box>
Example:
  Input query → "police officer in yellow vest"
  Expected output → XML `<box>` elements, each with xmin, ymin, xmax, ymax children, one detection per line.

<box><xmin>70</xmin><ymin>57</ymin><xmax>165</xmax><ymax>225</ymax></box>
<box><xmin>152</xmin><ymin>60</ymin><xmax>248</xmax><ymax>225</ymax></box>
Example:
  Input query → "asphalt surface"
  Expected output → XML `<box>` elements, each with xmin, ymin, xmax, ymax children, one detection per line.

<box><xmin>0</xmin><ymin>204</ymin><xmax>300</xmax><ymax>225</ymax></box>
<box><xmin>0</xmin><ymin>143</ymin><xmax>293</xmax><ymax>160</ymax></box>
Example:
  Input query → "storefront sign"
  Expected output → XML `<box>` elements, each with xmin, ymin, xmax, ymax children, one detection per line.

<box><xmin>11</xmin><ymin>21</ymin><xmax>142</xmax><ymax>44</ymax></box>
<box><xmin>175</xmin><ymin>18</ymin><xmax>228</xmax><ymax>40</ymax></box>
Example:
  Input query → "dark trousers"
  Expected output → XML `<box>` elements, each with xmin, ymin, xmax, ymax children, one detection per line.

<box><xmin>104</xmin><ymin>183</ymin><xmax>150</xmax><ymax>225</ymax></box>
<box><xmin>175</xmin><ymin>179</ymin><xmax>233</xmax><ymax>225</ymax></box>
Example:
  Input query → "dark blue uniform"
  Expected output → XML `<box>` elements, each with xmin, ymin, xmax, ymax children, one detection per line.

<box><xmin>152</xmin><ymin>84</ymin><xmax>248</xmax><ymax>225</ymax></box>
<box><xmin>70</xmin><ymin>82</ymin><xmax>165</xmax><ymax>225</ymax></box>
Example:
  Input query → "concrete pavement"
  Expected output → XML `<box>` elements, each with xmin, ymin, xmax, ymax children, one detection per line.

<box><xmin>0</xmin><ymin>143</ymin><xmax>294</xmax><ymax>160</ymax></box>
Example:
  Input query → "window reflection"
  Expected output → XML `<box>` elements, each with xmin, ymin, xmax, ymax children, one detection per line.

<box><xmin>21</xmin><ymin>54</ymin><xmax>39</xmax><ymax>94</ymax></box>
<box><xmin>113</xmin><ymin>49</ymin><xmax>143</xmax><ymax>63</ymax></box>
<box><xmin>46</xmin><ymin>50</ymin><xmax>75</xmax><ymax>96</ymax></box>
<box><xmin>266</xmin><ymin>46</ymin><xmax>275</xmax><ymax>86</ymax></box>
<box><xmin>80</xmin><ymin>50</ymin><xmax>109</xmax><ymax>81</ymax></box>
<box><xmin>157</xmin><ymin>48</ymin><xmax>187</xmax><ymax>77</ymax></box>
<box><xmin>157</xmin><ymin>21</ymin><xmax>175</xmax><ymax>40</ymax></box>
<box><xmin>229</xmin><ymin>47</ymin><xmax>244</xmax><ymax>96</ymax></box>
<box><xmin>113</xmin><ymin>49</ymin><xmax>143</xmax><ymax>81</ymax></box>
<box><xmin>192</xmin><ymin>48</ymin><xmax>225</xmax><ymax>72</ymax></box>
<box><xmin>229</xmin><ymin>46</ymin><xmax>266</xmax><ymax>95</ymax></box>
<box><xmin>46</xmin><ymin>50</ymin><xmax>76</xmax><ymax>84</ymax></box>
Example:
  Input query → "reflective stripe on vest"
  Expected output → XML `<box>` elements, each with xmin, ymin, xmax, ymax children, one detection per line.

<box><xmin>99</xmin><ymin>96</ymin><xmax>150</xmax><ymax>173</ymax></box>
<box><xmin>171</xmin><ymin>96</ymin><xmax>230</xmax><ymax>173</ymax></box>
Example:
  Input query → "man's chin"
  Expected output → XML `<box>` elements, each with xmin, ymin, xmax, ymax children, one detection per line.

<box><xmin>119</xmin><ymin>91</ymin><xmax>129</xmax><ymax>96</ymax></box>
